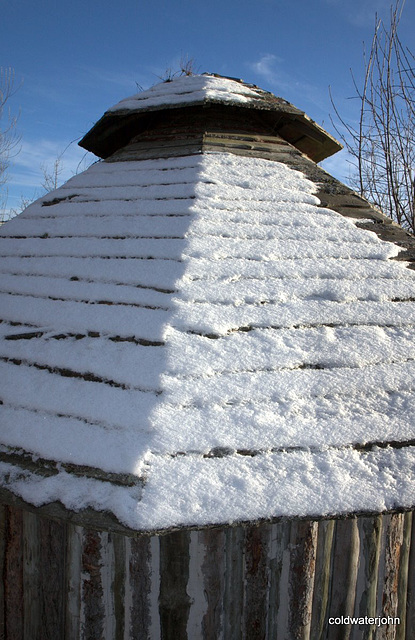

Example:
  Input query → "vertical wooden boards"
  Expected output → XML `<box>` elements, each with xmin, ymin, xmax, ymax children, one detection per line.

<box><xmin>0</xmin><ymin>505</ymin><xmax>6</xmax><ymax>639</ymax></box>
<box><xmin>200</xmin><ymin>528</ymin><xmax>225</xmax><ymax>639</ymax></box>
<box><xmin>396</xmin><ymin>513</ymin><xmax>412</xmax><ymax>640</ymax></box>
<box><xmin>4</xmin><ymin>506</ymin><xmax>24</xmax><ymax>640</ymax></box>
<box><xmin>352</xmin><ymin>516</ymin><xmax>383</xmax><ymax>640</ymax></box>
<box><xmin>287</xmin><ymin>520</ymin><xmax>318</xmax><ymax>640</ymax></box>
<box><xmin>375</xmin><ymin>514</ymin><xmax>404</xmax><ymax>640</ymax></box>
<box><xmin>223</xmin><ymin>525</ymin><xmax>244</xmax><ymax>640</ymax></box>
<box><xmin>128</xmin><ymin>535</ymin><xmax>153</xmax><ymax>640</ymax></box>
<box><xmin>23</xmin><ymin>510</ymin><xmax>41</xmax><ymax>640</ymax></box>
<box><xmin>310</xmin><ymin>519</ymin><xmax>335</xmax><ymax>640</ymax></box>
<box><xmin>80</xmin><ymin>529</ymin><xmax>105</xmax><ymax>640</ymax></box>
<box><xmin>112</xmin><ymin>533</ymin><xmax>126</xmax><ymax>640</ymax></box>
<box><xmin>1</xmin><ymin>507</ymin><xmax>415</xmax><ymax>639</ymax></box>
<box><xmin>159</xmin><ymin>530</ymin><xmax>191</xmax><ymax>639</ymax></box>
<box><xmin>99</xmin><ymin>532</ymin><xmax>116</xmax><ymax>640</ymax></box>
<box><xmin>66</xmin><ymin>524</ymin><xmax>83</xmax><ymax>640</ymax></box>
<box><xmin>243</xmin><ymin>523</ymin><xmax>271</xmax><ymax>639</ymax></box>
<box><xmin>39</xmin><ymin>516</ymin><xmax>67</xmax><ymax>639</ymax></box>
<box><xmin>326</xmin><ymin>518</ymin><xmax>360</xmax><ymax>640</ymax></box>
<box><xmin>405</xmin><ymin>512</ymin><xmax>415</xmax><ymax>638</ymax></box>
<box><xmin>186</xmin><ymin>530</ymin><xmax>207</xmax><ymax>639</ymax></box>
<box><xmin>268</xmin><ymin>521</ymin><xmax>291</xmax><ymax>639</ymax></box>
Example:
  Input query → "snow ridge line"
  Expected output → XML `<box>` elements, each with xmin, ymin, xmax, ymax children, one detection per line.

<box><xmin>2</xmin><ymin>328</ymin><xmax>164</xmax><ymax>346</ymax></box>
<box><xmin>41</xmin><ymin>195</ymin><xmax>198</xmax><ymax>205</ymax></box>
<box><xmin>4</xmin><ymin>287</ymin><xmax>415</xmax><ymax>308</ymax></box>
<box><xmin>184</xmin><ymin>320</ymin><xmax>415</xmax><ymax>339</ymax></box>
<box><xmin>0</xmin><ymin>273</ymin><xmax>176</xmax><ymax>294</ymax></box>
<box><xmin>0</xmin><ymin>356</ymin><xmax>161</xmax><ymax>394</ymax></box>
<box><xmin>1</xmin><ymin>235</ymin><xmax>186</xmax><ymax>240</ymax></box>
<box><xmin>162</xmin><ymin>438</ymin><xmax>415</xmax><ymax>460</ymax></box>
<box><xmin>0</xmin><ymin>254</ymin><xmax>184</xmax><ymax>261</ymax></box>
<box><xmin>3</xmin><ymin>438</ymin><xmax>415</xmax><ymax>485</ymax></box>
<box><xmin>0</xmin><ymin>289</ymin><xmax>171</xmax><ymax>311</ymax></box>
<box><xmin>16</xmin><ymin>212</ymin><xmax>196</xmax><ymax>220</ymax></box>
<box><xmin>0</xmin><ymin>448</ymin><xmax>144</xmax><ymax>487</ymax></box>
<box><xmin>160</xmin><ymin>356</ymin><xmax>415</xmax><ymax>381</ymax></box>
<box><xmin>0</xmin><ymin>233</ymin><xmax>384</xmax><ymax>245</ymax></box>
<box><xmin>1</xmin><ymin>269</ymin><xmax>413</xmax><ymax>287</ymax></box>
<box><xmin>171</xmin><ymin>386</ymin><xmax>413</xmax><ymax>411</ymax></box>
<box><xmin>56</xmin><ymin>179</ymin><xmax>215</xmax><ymax>190</ymax></box>
<box><xmin>3</xmin><ymin>351</ymin><xmax>414</xmax><ymax>389</ymax></box>
<box><xmin>0</xmin><ymin>399</ymin><xmax>125</xmax><ymax>432</ymax></box>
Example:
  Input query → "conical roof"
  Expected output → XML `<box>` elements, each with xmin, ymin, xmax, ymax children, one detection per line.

<box><xmin>1</xmin><ymin>74</ymin><xmax>415</xmax><ymax>533</ymax></box>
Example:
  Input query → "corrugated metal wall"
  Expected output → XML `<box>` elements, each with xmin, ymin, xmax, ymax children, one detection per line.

<box><xmin>1</xmin><ymin>505</ymin><xmax>413</xmax><ymax>639</ymax></box>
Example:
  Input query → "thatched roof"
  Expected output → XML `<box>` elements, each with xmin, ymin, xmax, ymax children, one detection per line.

<box><xmin>1</xmin><ymin>74</ymin><xmax>415</xmax><ymax>533</ymax></box>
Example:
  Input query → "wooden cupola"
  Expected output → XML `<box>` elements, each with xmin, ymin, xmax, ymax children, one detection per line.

<box><xmin>79</xmin><ymin>73</ymin><xmax>342</xmax><ymax>163</ymax></box>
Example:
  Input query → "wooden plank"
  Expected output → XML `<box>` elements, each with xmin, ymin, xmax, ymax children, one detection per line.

<box><xmin>326</xmin><ymin>518</ymin><xmax>360</xmax><ymax>640</ymax></box>
<box><xmin>65</xmin><ymin>524</ymin><xmax>83</xmax><ymax>640</ymax></box>
<box><xmin>405</xmin><ymin>511</ymin><xmax>415</xmax><ymax>637</ymax></box>
<box><xmin>4</xmin><ymin>506</ymin><xmax>24</xmax><ymax>640</ymax></box>
<box><xmin>0</xmin><ymin>505</ymin><xmax>6</xmax><ymax>640</ymax></box>
<box><xmin>268</xmin><ymin>521</ymin><xmax>291</xmax><ymax>639</ymax></box>
<box><xmin>81</xmin><ymin>529</ymin><xmax>105</xmax><ymax>640</ymax></box>
<box><xmin>200</xmin><ymin>528</ymin><xmax>225</xmax><ymax>639</ymax></box>
<box><xmin>128</xmin><ymin>535</ymin><xmax>152</xmax><ymax>640</ymax></box>
<box><xmin>351</xmin><ymin>515</ymin><xmax>382</xmax><ymax>640</ymax></box>
<box><xmin>396</xmin><ymin>512</ymin><xmax>412</xmax><ymax>640</ymax></box>
<box><xmin>310</xmin><ymin>519</ymin><xmax>335</xmax><ymax>640</ymax></box>
<box><xmin>203</xmin><ymin>144</ymin><xmax>302</xmax><ymax>164</ymax></box>
<box><xmin>376</xmin><ymin>513</ymin><xmax>404</xmax><ymax>640</ymax></box>
<box><xmin>186</xmin><ymin>530</ymin><xmax>206</xmax><ymax>639</ymax></box>
<box><xmin>223</xmin><ymin>526</ymin><xmax>244</xmax><ymax>640</ymax></box>
<box><xmin>23</xmin><ymin>510</ymin><xmax>41</xmax><ymax>639</ymax></box>
<box><xmin>39</xmin><ymin>515</ymin><xmax>67</xmax><ymax>639</ymax></box>
<box><xmin>287</xmin><ymin>520</ymin><xmax>318</xmax><ymax>640</ymax></box>
<box><xmin>99</xmin><ymin>532</ymin><xmax>116</xmax><ymax>640</ymax></box>
<box><xmin>203</xmin><ymin>131</ymin><xmax>290</xmax><ymax>145</ymax></box>
<box><xmin>112</xmin><ymin>533</ymin><xmax>126</xmax><ymax>640</ymax></box>
<box><xmin>109</xmin><ymin>138</ymin><xmax>203</xmax><ymax>163</ymax></box>
<box><xmin>159</xmin><ymin>530</ymin><xmax>191</xmax><ymax>639</ymax></box>
<box><xmin>243</xmin><ymin>523</ymin><xmax>271</xmax><ymax>639</ymax></box>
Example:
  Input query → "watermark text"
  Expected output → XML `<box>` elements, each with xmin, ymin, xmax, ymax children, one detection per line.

<box><xmin>329</xmin><ymin>616</ymin><xmax>400</xmax><ymax>627</ymax></box>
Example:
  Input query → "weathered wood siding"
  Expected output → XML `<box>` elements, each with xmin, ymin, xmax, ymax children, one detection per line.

<box><xmin>0</xmin><ymin>505</ymin><xmax>411</xmax><ymax>639</ymax></box>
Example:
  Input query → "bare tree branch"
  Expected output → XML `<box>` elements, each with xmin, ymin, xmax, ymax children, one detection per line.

<box><xmin>330</xmin><ymin>0</ymin><xmax>415</xmax><ymax>233</ymax></box>
<box><xmin>0</xmin><ymin>67</ymin><xmax>21</xmax><ymax>222</ymax></box>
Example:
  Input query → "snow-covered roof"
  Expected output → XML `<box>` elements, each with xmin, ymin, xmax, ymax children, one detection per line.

<box><xmin>1</xmin><ymin>77</ymin><xmax>415</xmax><ymax>533</ymax></box>
<box><xmin>108</xmin><ymin>74</ymin><xmax>265</xmax><ymax>112</ymax></box>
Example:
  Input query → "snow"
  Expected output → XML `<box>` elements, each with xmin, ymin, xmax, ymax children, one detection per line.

<box><xmin>106</xmin><ymin>75</ymin><xmax>264</xmax><ymax>114</ymax></box>
<box><xmin>1</xmin><ymin>151</ymin><xmax>415</xmax><ymax>531</ymax></box>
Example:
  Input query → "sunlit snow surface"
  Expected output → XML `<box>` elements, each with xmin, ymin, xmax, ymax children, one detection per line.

<box><xmin>107</xmin><ymin>75</ymin><xmax>264</xmax><ymax>113</ymax></box>
<box><xmin>1</xmin><ymin>152</ymin><xmax>415</xmax><ymax>530</ymax></box>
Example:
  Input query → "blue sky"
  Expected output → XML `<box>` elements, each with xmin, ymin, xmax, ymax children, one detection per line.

<box><xmin>1</xmin><ymin>0</ymin><xmax>414</xmax><ymax>214</ymax></box>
